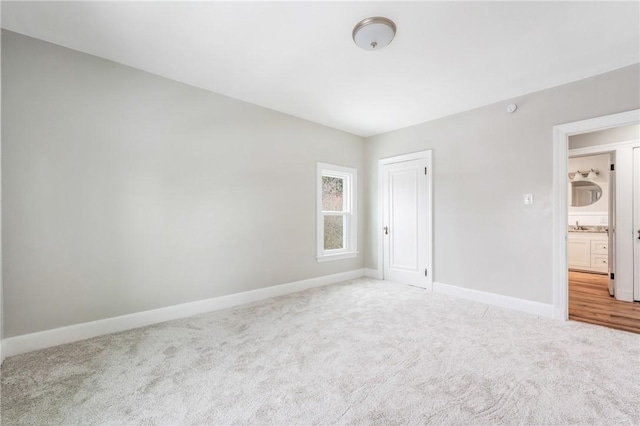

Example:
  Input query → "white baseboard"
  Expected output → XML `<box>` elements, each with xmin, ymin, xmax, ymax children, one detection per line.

<box><xmin>3</xmin><ymin>269</ymin><xmax>365</xmax><ymax>358</ymax></box>
<box><xmin>433</xmin><ymin>281</ymin><xmax>554</xmax><ymax>318</ymax></box>
<box><xmin>364</xmin><ymin>268</ymin><xmax>383</xmax><ymax>280</ymax></box>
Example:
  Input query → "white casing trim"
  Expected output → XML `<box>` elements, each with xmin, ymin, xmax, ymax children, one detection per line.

<box><xmin>433</xmin><ymin>282</ymin><xmax>554</xmax><ymax>318</ymax></box>
<box><xmin>3</xmin><ymin>269</ymin><xmax>365</xmax><ymax>358</ymax></box>
<box><xmin>364</xmin><ymin>268</ymin><xmax>383</xmax><ymax>279</ymax></box>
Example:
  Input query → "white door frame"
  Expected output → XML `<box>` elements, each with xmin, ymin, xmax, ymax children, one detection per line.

<box><xmin>634</xmin><ymin>147</ymin><xmax>640</xmax><ymax>300</ymax></box>
<box><xmin>378</xmin><ymin>150</ymin><xmax>433</xmax><ymax>290</ymax></box>
<box><xmin>552</xmin><ymin>109</ymin><xmax>640</xmax><ymax>320</ymax></box>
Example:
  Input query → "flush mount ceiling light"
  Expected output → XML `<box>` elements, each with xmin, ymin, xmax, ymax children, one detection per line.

<box><xmin>352</xmin><ymin>17</ymin><xmax>396</xmax><ymax>51</ymax></box>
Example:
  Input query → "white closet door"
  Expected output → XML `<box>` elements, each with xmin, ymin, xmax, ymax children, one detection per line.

<box><xmin>381</xmin><ymin>154</ymin><xmax>431</xmax><ymax>289</ymax></box>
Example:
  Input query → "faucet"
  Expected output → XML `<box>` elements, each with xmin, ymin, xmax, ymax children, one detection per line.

<box><xmin>575</xmin><ymin>221</ymin><xmax>579</xmax><ymax>229</ymax></box>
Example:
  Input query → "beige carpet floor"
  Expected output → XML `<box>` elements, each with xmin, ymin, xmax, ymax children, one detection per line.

<box><xmin>2</xmin><ymin>278</ymin><xmax>639</xmax><ymax>425</ymax></box>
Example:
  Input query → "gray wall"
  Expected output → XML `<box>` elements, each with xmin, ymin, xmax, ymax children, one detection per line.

<box><xmin>569</xmin><ymin>124</ymin><xmax>639</xmax><ymax>149</ymax></box>
<box><xmin>2</xmin><ymin>31</ymin><xmax>365</xmax><ymax>337</ymax></box>
<box><xmin>365</xmin><ymin>64</ymin><xmax>639</xmax><ymax>304</ymax></box>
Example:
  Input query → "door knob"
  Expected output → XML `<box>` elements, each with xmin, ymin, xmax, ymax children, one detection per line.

<box><xmin>383</xmin><ymin>226</ymin><xmax>389</xmax><ymax>235</ymax></box>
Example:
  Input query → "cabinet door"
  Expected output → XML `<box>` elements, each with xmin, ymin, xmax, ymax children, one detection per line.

<box><xmin>568</xmin><ymin>239</ymin><xmax>591</xmax><ymax>269</ymax></box>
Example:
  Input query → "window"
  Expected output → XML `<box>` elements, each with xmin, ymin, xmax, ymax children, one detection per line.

<box><xmin>316</xmin><ymin>163</ymin><xmax>357</xmax><ymax>262</ymax></box>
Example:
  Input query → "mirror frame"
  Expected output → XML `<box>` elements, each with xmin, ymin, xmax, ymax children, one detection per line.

<box><xmin>570</xmin><ymin>180</ymin><xmax>603</xmax><ymax>207</ymax></box>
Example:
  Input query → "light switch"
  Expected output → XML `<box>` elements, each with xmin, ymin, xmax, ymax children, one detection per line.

<box><xmin>524</xmin><ymin>193</ymin><xmax>534</xmax><ymax>205</ymax></box>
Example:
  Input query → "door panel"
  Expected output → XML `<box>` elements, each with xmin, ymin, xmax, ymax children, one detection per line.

<box><xmin>609</xmin><ymin>152</ymin><xmax>616</xmax><ymax>296</ymax></box>
<box><xmin>382</xmin><ymin>156</ymin><xmax>431</xmax><ymax>288</ymax></box>
<box><xmin>633</xmin><ymin>147</ymin><xmax>639</xmax><ymax>300</ymax></box>
<box><xmin>389</xmin><ymin>170</ymin><xmax>419</xmax><ymax>270</ymax></box>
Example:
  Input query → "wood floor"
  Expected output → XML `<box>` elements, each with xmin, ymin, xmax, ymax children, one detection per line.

<box><xmin>569</xmin><ymin>271</ymin><xmax>640</xmax><ymax>334</ymax></box>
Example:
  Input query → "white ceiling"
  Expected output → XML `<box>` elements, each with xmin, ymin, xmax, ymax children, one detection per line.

<box><xmin>2</xmin><ymin>1</ymin><xmax>639</xmax><ymax>137</ymax></box>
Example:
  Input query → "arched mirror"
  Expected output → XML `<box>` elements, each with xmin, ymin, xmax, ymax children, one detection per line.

<box><xmin>571</xmin><ymin>181</ymin><xmax>602</xmax><ymax>207</ymax></box>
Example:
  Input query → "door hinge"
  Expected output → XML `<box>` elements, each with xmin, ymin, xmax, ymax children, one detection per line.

<box><xmin>425</xmin><ymin>167</ymin><xmax>427</xmax><ymax>175</ymax></box>
<box><xmin>610</xmin><ymin>164</ymin><xmax>615</xmax><ymax>171</ymax></box>
<box><xmin>610</xmin><ymin>272</ymin><xmax>615</xmax><ymax>280</ymax></box>
<box><xmin>425</xmin><ymin>268</ymin><xmax>428</xmax><ymax>277</ymax></box>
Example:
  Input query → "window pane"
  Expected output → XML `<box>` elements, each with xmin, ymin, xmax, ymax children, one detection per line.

<box><xmin>324</xmin><ymin>215</ymin><xmax>344</xmax><ymax>250</ymax></box>
<box><xmin>322</xmin><ymin>176</ymin><xmax>343</xmax><ymax>211</ymax></box>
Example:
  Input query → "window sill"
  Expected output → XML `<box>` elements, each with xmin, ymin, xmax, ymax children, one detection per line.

<box><xmin>316</xmin><ymin>251</ymin><xmax>359</xmax><ymax>263</ymax></box>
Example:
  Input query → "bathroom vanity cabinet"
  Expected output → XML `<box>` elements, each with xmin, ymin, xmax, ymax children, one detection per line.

<box><xmin>568</xmin><ymin>232</ymin><xmax>608</xmax><ymax>274</ymax></box>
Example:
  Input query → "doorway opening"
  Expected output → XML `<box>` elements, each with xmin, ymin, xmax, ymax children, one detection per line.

<box><xmin>567</xmin><ymin>131</ymin><xmax>640</xmax><ymax>332</ymax></box>
<box><xmin>553</xmin><ymin>110</ymin><xmax>640</xmax><ymax>320</ymax></box>
<box><xmin>554</xmin><ymin>112</ymin><xmax>640</xmax><ymax>332</ymax></box>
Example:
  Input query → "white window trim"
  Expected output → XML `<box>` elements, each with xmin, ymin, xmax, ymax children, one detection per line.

<box><xmin>316</xmin><ymin>162</ymin><xmax>358</xmax><ymax>262</ymax></box>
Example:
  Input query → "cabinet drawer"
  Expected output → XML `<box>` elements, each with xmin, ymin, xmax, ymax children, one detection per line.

<box><xmin>591</xmin><ymin>240</ymin><xmax>608</xmax><ymax>254</ymax></box>
<box><xmin>591</xmin><ymin>254</ymin><xmax>608</xmax><ymax>271</ymax></box>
